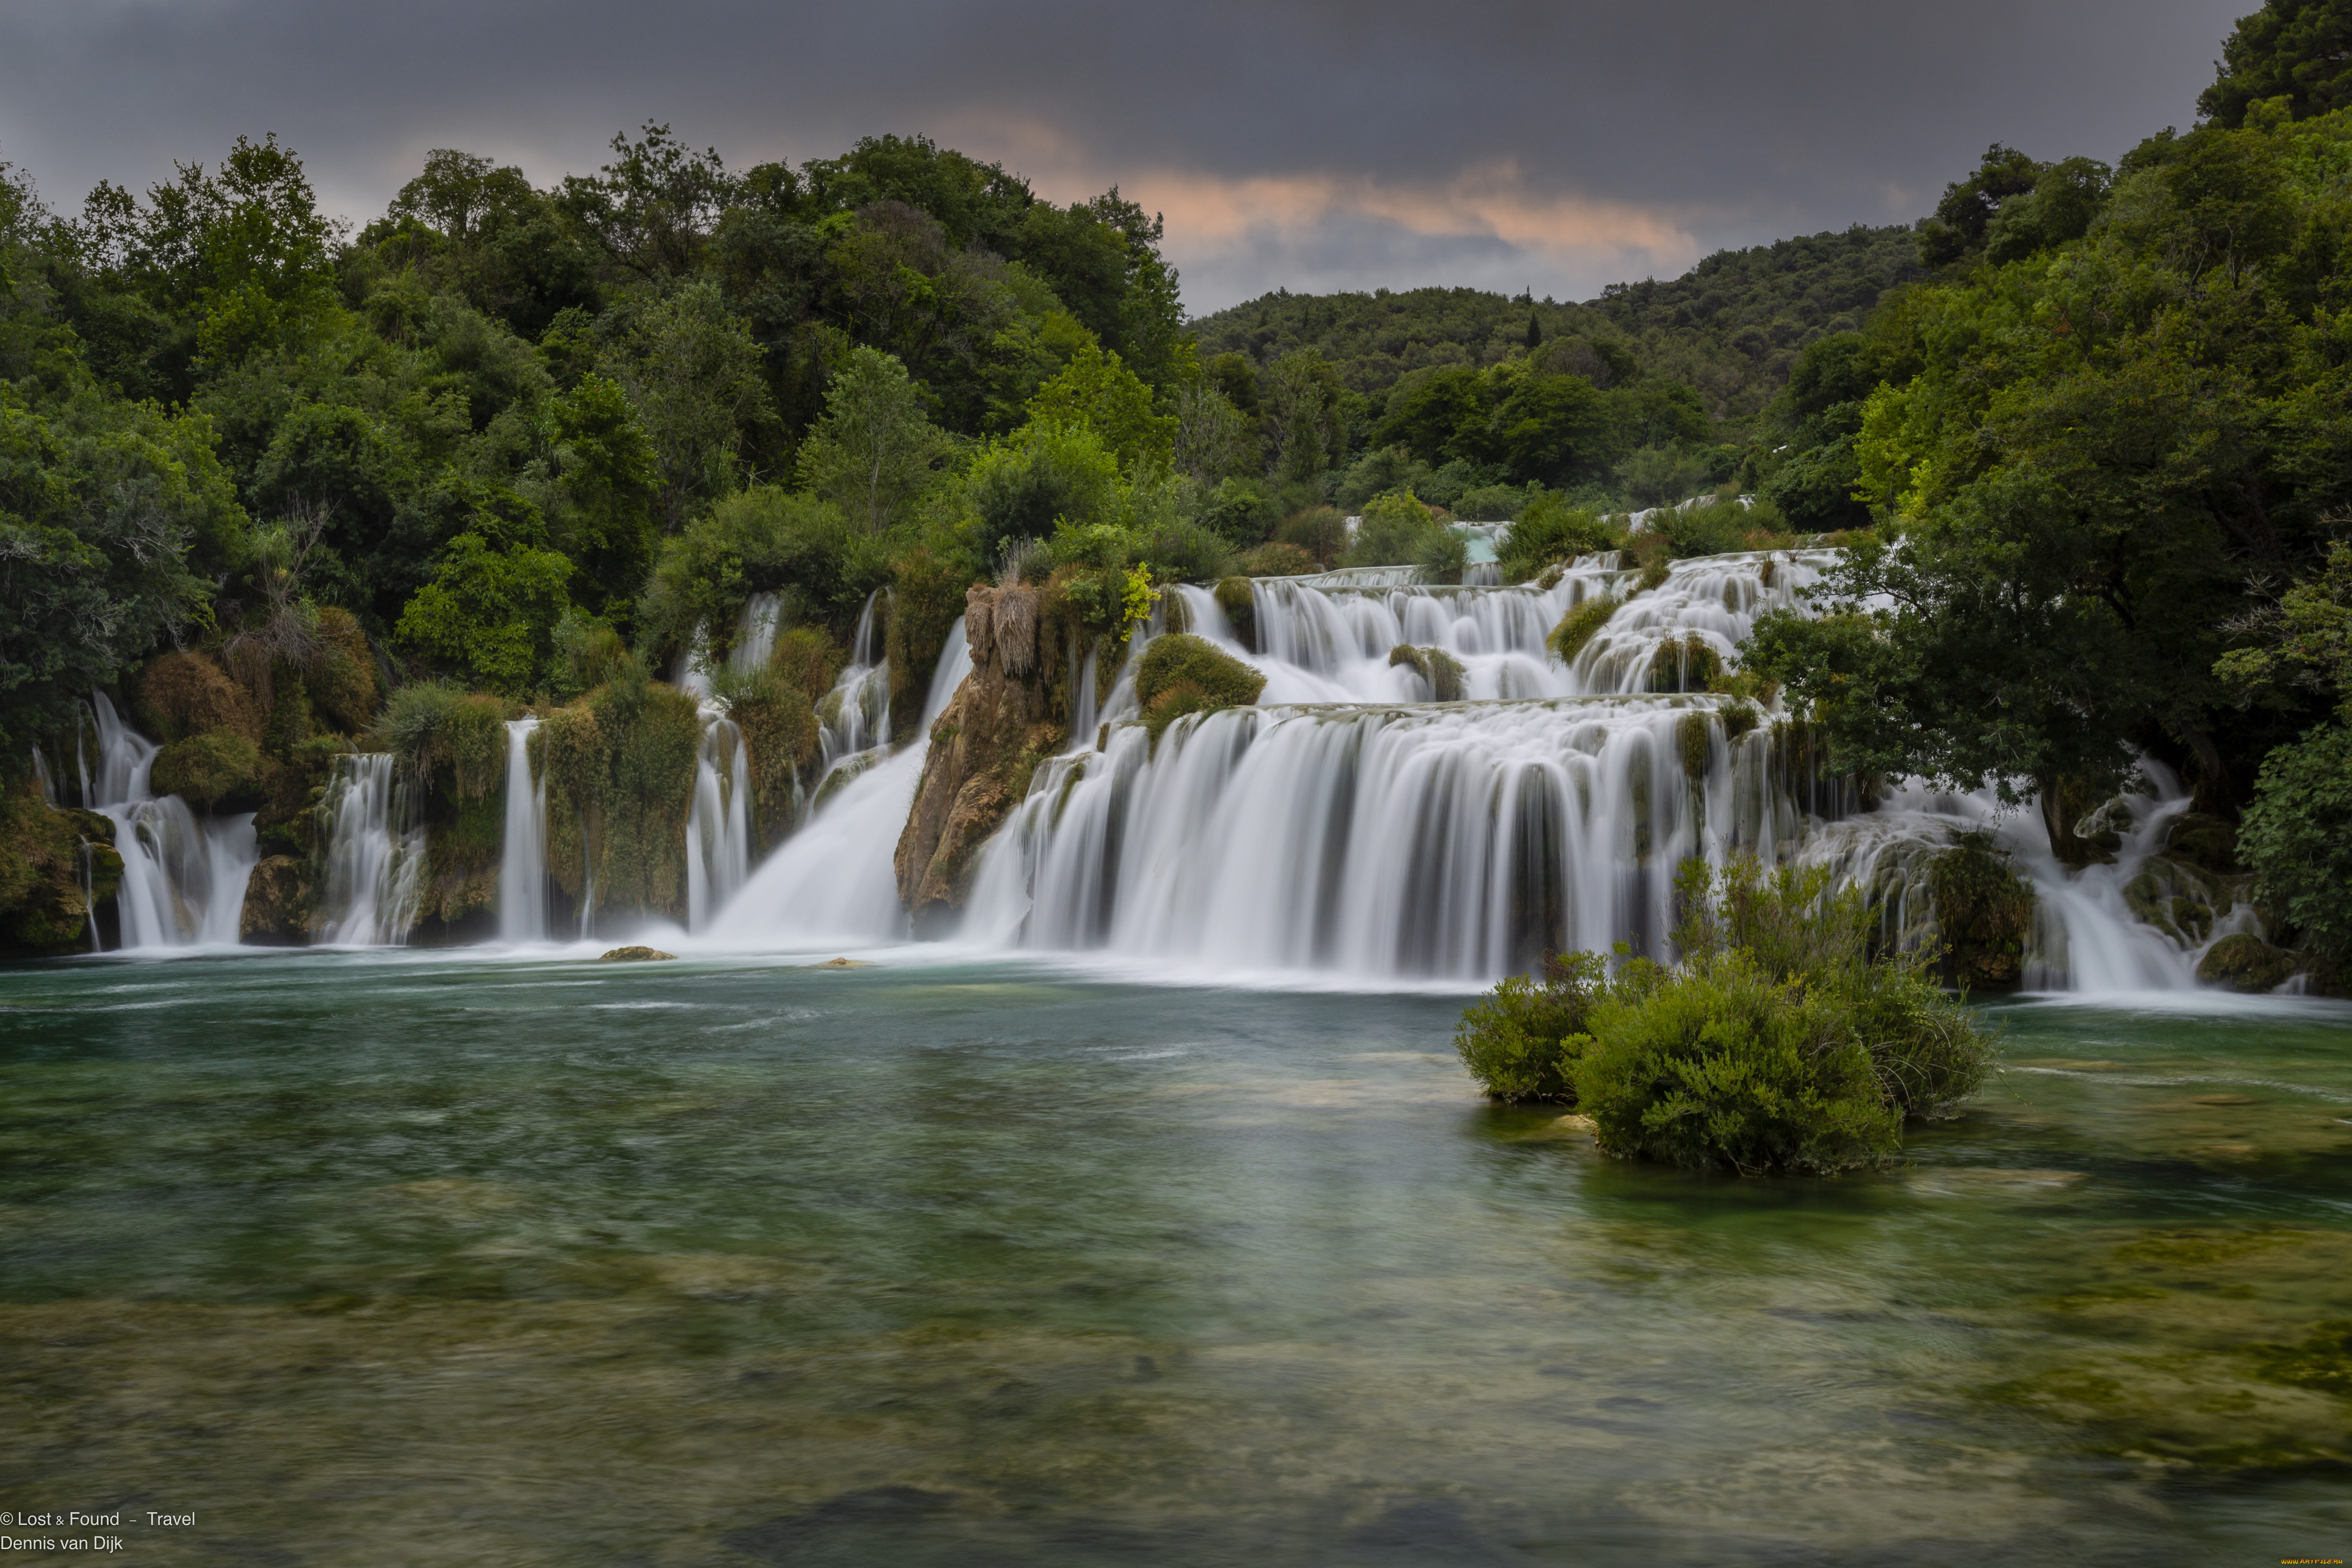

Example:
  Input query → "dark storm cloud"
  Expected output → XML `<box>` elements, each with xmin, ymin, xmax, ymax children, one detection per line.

<box><xmin>0</xmin><ymin>0</ymin><xmax>2249</xmax><ymax>310</ymax></box>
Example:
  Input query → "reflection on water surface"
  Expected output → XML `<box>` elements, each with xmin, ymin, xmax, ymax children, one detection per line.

<box><xmin>2</xmin><ymin>951</ymin><xmax>2348</xmax><ymax>1564</ymax></box>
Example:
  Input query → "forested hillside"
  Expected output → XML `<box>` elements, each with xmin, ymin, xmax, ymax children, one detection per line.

<box><xmin>1190</xmin><ymin>225</ymin><xmax>1923</xmax><ymax>421</ymax></box>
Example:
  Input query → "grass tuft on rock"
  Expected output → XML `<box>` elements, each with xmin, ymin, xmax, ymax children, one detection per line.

<box><xmin>1546</xmin><ymin>594</ymin><xmax>1618</xmax><ymax>667</ymax></box>
<box><xmin>1388</xmin><ymin>644</ymin><xmax>1466</xmax><ymax>701</ymax></box>
<box><xmin>1135</xmin><ymin>634</ymin><xmax>1265</xmax><ymax>747</ymax></box>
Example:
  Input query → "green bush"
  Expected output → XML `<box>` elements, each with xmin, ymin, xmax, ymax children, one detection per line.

<box><xmin>1928</xmin><ymin>832</ymin><xmax>2034</xmax><ymax>988</ymax></box>
<box><xmin>1413</xmin><ymin>525</ymin><xmax>1470</xmax><ymax>585</ymax></box>
<box><xmin>1238</xmin><ymin>541</ymin><xmax>1318</xmax><ymax>577</ymax></box>
<box><xmin>1451</xmin><ymin>483</ymin><xmax>1538</xmax><ymax>522</ymax></box>
<box><xmin>1574</xmin><ymin>953</ymin><xmax>1902</xmax><ymax>1176</ymax></box>
<box><xmin>1457</xmin><ymin>856</ymin><xmax>1996</xmax><ymax>1174</ymax></box>
<box><xmin>1499</xmin><ymin>494</ymin><xmax>1614</xmax><ymax>583</ymax></box>
<box><xmin>2239</xmin><ymin>723</ymin><xmax>2352</xmax><ymax>963</ymax></box>
<box><xmin>1647</xmin><ymin>498</ymin><xmax>1748</xmax><ymax>561</ymax></box>
<box><xmin>1547</xmin><ymin>593</ymin><xmax>1618</xmax><ymax>666</ymax></box>
<box><xmin>967</xmin><ymin>419</ymin><xmax>1124</xmax><ymax>560</ymax></box>
<box><xmin>1138</xmin><ymin>516</ymin><xmax>1234</xmax><ymax>584</ymax></box>
<box><xmin>149</xmin><ymin>729</ymin><xmax>262</xmax><ymax>808</ymax></box>
<box><xmin>635</xmin><ymin>487</ymin><xmax>887</xmax><ymax>665</ymax></box>
<box><xmin>1275</xmin><ymin>505</ymin><xmax>1347</xmax><ymax>565</ymax></box>
<box><xmin>1454</xmin><ymin>950</ymin><xmax>1617</xmax><ymax>1101</ymax></box>
<box><xmin>1345</xmin><ymin>490</ymin><xmax>1445</xmax><ymax>568</ymax></box>
<box><xmin>394</xmin><ymin>531</ymin><xmax>574</xmax><ymax>696</ymax></box>
<box><xmin>1198</xmin><ymin>477</ymin><xmax>1283</xmax><ymax>548</ymax></box>
<box><xmin>1135</xmin><ymin>633</ymin><xmax>1265</xmax><ymax>745</ymax></box>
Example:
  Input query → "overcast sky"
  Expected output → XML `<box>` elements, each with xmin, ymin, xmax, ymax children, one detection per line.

<box><xmin>0</xmin><ymin>0</ymin><xmax>2250</xmax><ymax>315</ymax></box>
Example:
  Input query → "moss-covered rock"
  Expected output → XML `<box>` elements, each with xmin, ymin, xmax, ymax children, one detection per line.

<box><xmin>896</xmin><ymin>584</ymin><xmax>1074</xmax><ymax>934</ymax></box>
<box><xmin>1214</xmin><ymin>577</ymin><xmax>1257</xmax><ymax>651</ymax></box>
<box><xmin>885</xmin><ymin>546</ymin><xmax>976</xmax><ymax>725</ymax></box>
<box><xmin>1136</xmin><ymin>633</ymin><xmax>1266</xmax><ymax>746</ymax></box>
<box><xmin>1646</xmin><ymin>634</ymin><xmax>1723</xmax><ymax>694</ymax></box>
<box><xmin>1928</xmin><ymin>832</ymin><xmax>2035</xmax><ymax>989</ymax></box>
<box><xmin>2197</xmin><ymin>933</ymin><xmax>2297</xmax><ymax>993</ymax></box>
<box><xmin>0</xmin><ymin>785</ymin><xmax>120</xmax><ymax>954</ymax></box>
<box><xmin>306</xmin><ymin>607</ymin><xmax>379</xmax><ymax>734</ymax></box>
<box><xmin>138</xmin><ymin>650</ymin><xmax>261</xmax><ymax>743</ymax></box>
<box><xmin>149</xmin><ymin>729</ymin><xmax>263</xmax><ymax>809</ymax></box>
<box><xmin>2123</xmin><ymin>854</ymin><xmax>2232</xmax><ymax>947</ymax></box>
<box><xmin>1387</xmin><ymin>644</ymin><xmax>1466</xmax><ymax>701</ymax></box>
<box><xmin>542</xmin><ymin>671</ymin><xmax>702</xmax><ymax>925</ymax></box>
<box><xmin>1676</xmin><ymin>710</ymin><xmax>1713</xmax><ymax>784</ymax></box>
<box><xmin>240</xmin><ymin>855</ymin><xmax>312</xmax><ymax>945</ymax></box>
<box><xmin>1546</xmin><ymin>593</ymin><xmax>1617</xmax><ymax>667</ymax></box>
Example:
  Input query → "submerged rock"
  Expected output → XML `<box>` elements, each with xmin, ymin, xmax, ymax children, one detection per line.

<box><xmin>240</xmin><ymin>854</ymin><xmax>312</xmax><ymax>945</ymax></box>
<box><xmin>600</xmin><ymin>946</ymin><xmax>678</xmax><ymax>962</ymax></box>
<box><xmin>2197</xmin><ymin>933</ymin><xmax>2296</xmax><ymax>992</ymax></box>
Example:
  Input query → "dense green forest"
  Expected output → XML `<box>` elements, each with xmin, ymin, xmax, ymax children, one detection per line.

<box><xmin>1</xmin><ymin>0</ymin><xmax>2348</xmax><ymax>973</ymax></box>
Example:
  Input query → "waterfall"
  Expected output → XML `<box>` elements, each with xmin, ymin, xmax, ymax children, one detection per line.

<box><xmin>815</xmin><ymin>589</ymin><xmax>893</xmax><ymax>774</ymax></box>
<box><xmin>83</xmin><ymin>693</ymin><xmax>258</xmax><ymax>950</ymax></box>
<box><xmin>683</xmin><ymin>708</ymin><xmax>752</xmax><ymax>931</ymax></box>
<box><xmin>951</xmin><ymin>553</ymin><xmax>2215</xmax><ymax>991</ymax></box>
<box><xmin>315</xmin><ymin>753</ymin><xmax>424</xmax><ymax>946</ymax></box>
<box><xmin>497</xmin><ymin>718</ymin><xmax>549</xmax><ymax>943</ymax></box>
<box><xmin>701</xmin><ymin>617</ymin><xmax>969</xmax><ymax>947</ymax></box>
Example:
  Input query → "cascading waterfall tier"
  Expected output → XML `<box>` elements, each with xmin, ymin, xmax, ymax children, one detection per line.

<box><xmin>79</xmin><ymin>693</ymin><xmax>258</xmax><ymax>949</ymax></box>
<box><xmin>949</xmin><ymin>550</ymin><xmax>2222</xmax><ymax>989</ymax></box>
<box><xmin>497</xmin><ymin>717</ymin><xmax>550</xmax><ymax>943</ymax></box>
<box><xmin>315</xmin><ymin>753</ymin><xmax>424</xmax><ymax>946</ymax></box>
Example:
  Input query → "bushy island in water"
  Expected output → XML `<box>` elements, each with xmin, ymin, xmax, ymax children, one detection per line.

<box><xmin>1458</xmin><ymin>857</ymin><xmax>1995</xmax><ymax>1174</ymax></box>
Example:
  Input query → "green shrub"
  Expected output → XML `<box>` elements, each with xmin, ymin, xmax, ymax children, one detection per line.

<box><xmin>1457</xmin><ymin>856</ymin><xmax>1997</xmax><ymax>1174</ymax></box>
<box><xmin>1452</xmin><ymin>483</ymin><xmax>1538</xmax><ymax>522</ymax></box>
<box><xmin>1574</xmin><ymin>953</ymin><xmax>1902</xmax><ymax>1176</ymax></box>
<box><xmin>394</xmin><ymin>531</ymin><xmax>574</xmax><ymax>697</ymax></box>
<box><xmin>1199</xmin><ymin>477</ymin><xmax>1283</xmax><ymax>547</ymax></box>
<box><xmin>1135</xmin><ymin>633</ymin><xmax>1265</xmax><ymax>745</ymax></box>
<box><xmin>1927</xmin><ymin>832</ymin><xmax>2034</xmax><ymax>988</ymax></box>
<box><xmin>1275</xmin><ymin>505</ymin><xmax>1347</xmax><ymax>565</ymax></box>
<box><xmin>1453</xmin><ymin>950</ymin><xmax>1617</xmax><ymax>1101</ymax></box>
<box><xmin>149</xmin><ymin>729</ymin><xmax>262</xmax><ymax>808</ymax></box>
<box><xmin>306</xmin><ymin>607</ymin><xmax>379</xmax><ymax>734</ymax></box>
<box><xmin>886</xmin><ymin>544</ymin><xmax>977</xmax><ymax>719</ymax></box>
<box><xmin>1648</xmin><ymin>499</ymin><xmax>1747</xmax><ymax>561</ymax></box>
<box><xmin>1547</xmin><ymin>594</ymin><xmax>1618</xmax><ymax>666</ymax></box>
<box><xmin>1499</xmin><ymin>494</ymin><xmax>1614</xmax><ymax>584</ymax></box>
<box><xmin>967</xmin><ymin>419</ymin><xmax>1124</xmax><ymax>560</ymax></box>
<box><xmin>635</xmin><ymin>487</ymin><xmax>884</xmax><ymax>665</ymax></box>
<box><xmin>2239</xmin><ymin>723</ymin><xmax>2352</xmax><ymax>963</ymax></box>
<box><xmin>1413</xmin><ymin>525</ymin><xmax>1470</xmax><ymax>585</ymax></box>
<box><xmin>1345</xmin><ymin>490</ymin><xmax>1444</xmax><ymax>568</ymax></box>
<box><xmin>1138</xmin><ymin>516</ymin><xmax>1235</xmax><ymax>584</ymax></box>
<box><xmin>378</xmin><ymin>682</ymin><xmax>464</xmax><ymax>773</ymax></box>
<box><xmin>138</xmin><ymin>651</ymin><xmax>259</xmax><ymax>743</ymax></box>
<box><xmin>1238</xmin><ymin>541</ymin><xmax>1318</xmax><ymax>577</ymax></box>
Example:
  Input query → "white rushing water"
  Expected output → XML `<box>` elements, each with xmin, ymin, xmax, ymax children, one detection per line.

<box><xmin>80</xmin><ymin>693</ymin><xmax>258</xmax><ymax>950</ymax></box>
<box><xmin>497</xmin><ymin>717</ymin><xmax>549</xmax><ymax>943</ymax></box>
<box><xmin>700</xmin><ymin>617</ymin><xmax>970</xmax><ymax>947</ymax></box>
<box><xmin>314</xmin><ymin>753</ymin><xmax>424</xmax><ymax>947</ymax></box>
<box><xmin>944</xmin><ymin>551</ymin><xmax>2226</xmax><ymax>990</ymax></box>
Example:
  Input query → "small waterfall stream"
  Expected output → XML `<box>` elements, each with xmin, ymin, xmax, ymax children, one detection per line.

<box><xmin>82</xmin><ymin>693</ymin><xmax>258</xmax><ymax>949</ymax></box>
<box><xmin>683</xmin><ymin>710</ymin><xmax>753</xmax><ymax>931</ymax></box>
<box><xmin>315</xmin><ymin>753</ymin><xmax>424</xmax><ymax>946</ymax></box>
<box><xmin>497</xmin><ymin>717</ymin><xmax>549</xmax><ymax>943</ymax></box>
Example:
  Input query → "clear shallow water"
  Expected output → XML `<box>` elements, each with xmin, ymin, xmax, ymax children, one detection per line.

<box><xmin>1</xmin><ymin>953</ymin><xmax>2348</xmax><ymax>1565</ymax></box>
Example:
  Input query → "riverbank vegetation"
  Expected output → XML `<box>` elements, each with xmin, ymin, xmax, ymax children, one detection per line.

<box><xmin>1458</xmin><ymin>859</ymin><xmax>1996</xmax><ymax>1174</ymax></box>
